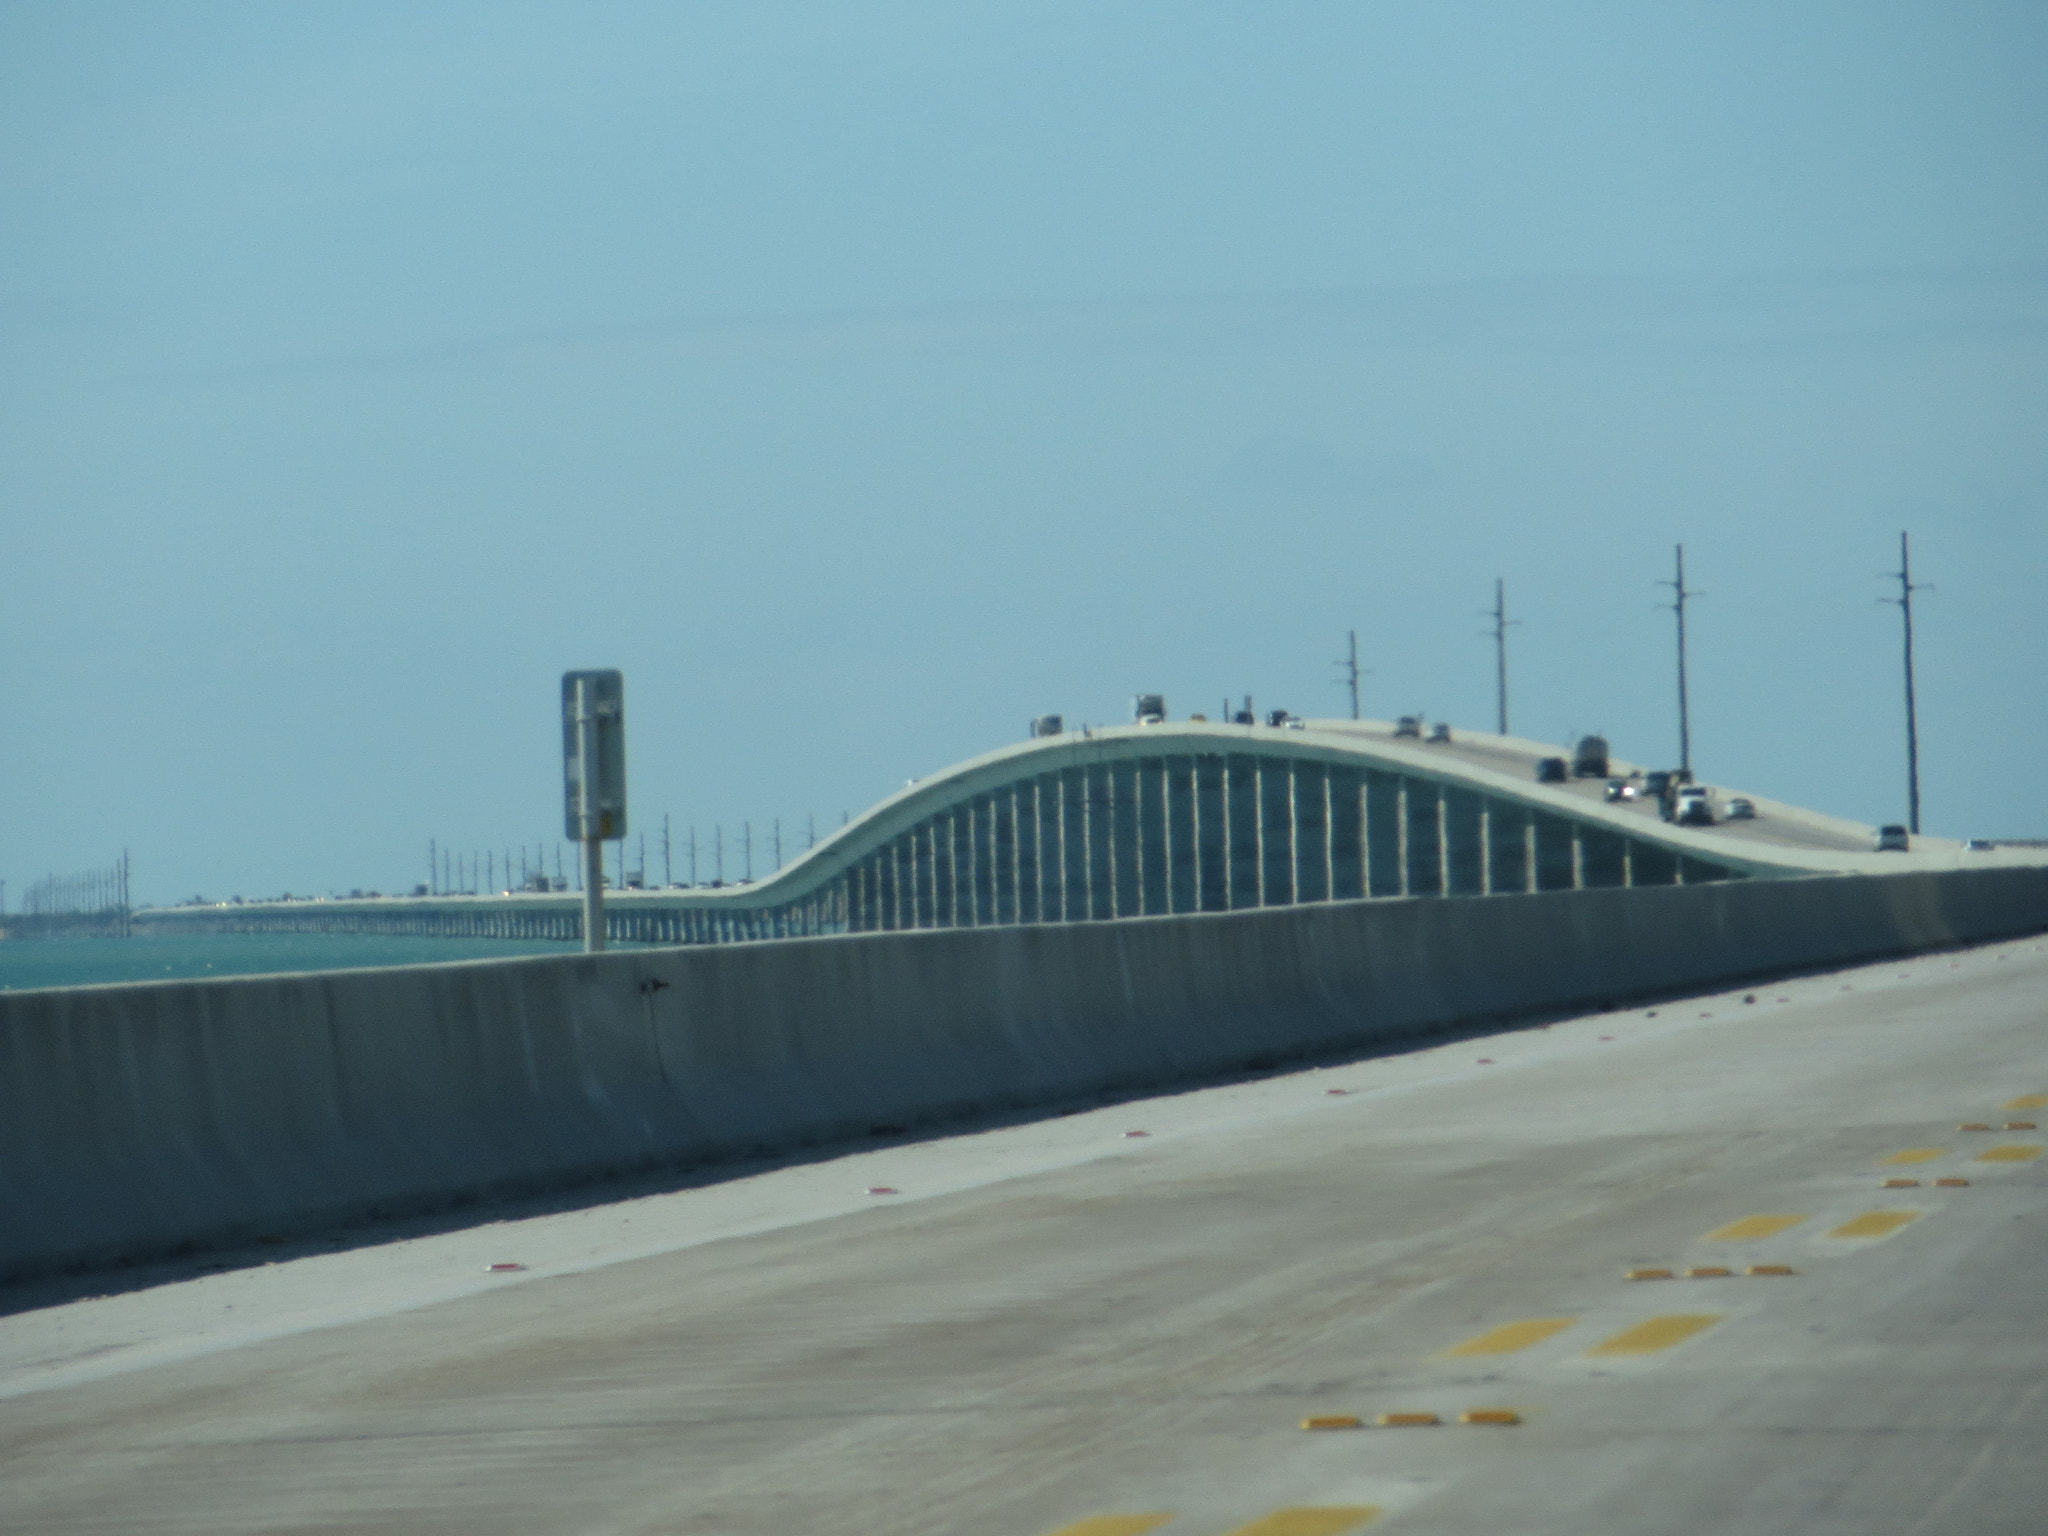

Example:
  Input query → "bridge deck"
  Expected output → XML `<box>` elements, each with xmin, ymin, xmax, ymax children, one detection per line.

<box><xmin>6</xmin><ymin>936</ymin><xmax>2044</xmax><ymax>1533</ymax></box>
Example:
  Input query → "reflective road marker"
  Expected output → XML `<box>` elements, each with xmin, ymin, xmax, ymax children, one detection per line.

<box><xmin>1828</xmin><ymin>1210</ymin><xmax>1920</xmax><ymax>1239</ymax></box>
<box><xmin>1443</xmin><ymin>1317</ymin><xmax>1576</xmax><ymax>1356</ymax></box>
<box><xmin>1222</xmin><ymin>1510</ymin><xmax>1380</xmax><ymax>1536</ymax></box>
<box><xmin>1974</xmin><ymin>1144</ymin><xmax>2043</xmax><ymax>1163</ymax></box>
<box><xmin>1041</xmin><ymin>1518</ymin><xmax>1172</xmax><ymax>1536</ymax></box>
<box><xmin>1708</xmin><ymin>1214</ymin><xmax>1805</xmax><ymax>1240</ymax></box>
<box><xmin>1586</xmin><ymin>1315</ymin><xmax>1722</xmax><ymax>1355</ymax></box>
<box><xmin>1881</xmin><ymin>1149</ymin><xmax>1946</xmax><ymax>1165</ymax></box>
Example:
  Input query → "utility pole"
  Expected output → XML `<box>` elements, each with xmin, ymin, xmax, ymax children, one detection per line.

<box><xmin>715</xmin><ymin>826</ymin><xmax>724</xmax><ymax>885</ymax></box>
<box><xmin>1659</xmin><ymin>544</ymin><xmax>1701</xmax><ymax>777</ymax></box>
<box><xmin>429</xmin><ymin>839</ymin><xmax>436</xmax><ymax>896</ymax></box>
<box><xmin>662</xmin><ymin>814</ymin><xmax>672</xmax><ymax>888</ymax></box>
<box><xmin>744</xmin><ymin>822</ymin><xmax>753</xmax><ymax>881</ymax></box>
<box><xmin>808</xmin><ymin>813</ymin><xmax>816</xmax><ymax>850</ymax></box>
<box><xmin>1486</xmin><ymin>578</ymin><xmax>1520</xmax><ymax>736</ymax></box>
<box><xmin>688</xmin><ymin>825</ymin><xmax>698</xmax><ymax>886</ymax></box>
<box><xmin>1333</xmin><ymin>630</ymin><xmax>1364</xmax><ymax>720</ymax></box>
<box><xmin>1885</xmin><ymin>531</ymin><xmax>1928</xmax><ymax>834</ymax></box>
<box><xmin>773</xmin><ymin>817</ymin><xmax>782</xmax><ymax>870</ymax></box>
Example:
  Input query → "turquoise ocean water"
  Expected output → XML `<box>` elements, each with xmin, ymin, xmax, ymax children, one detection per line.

<box><xmin>0</xmin><ymin>932</ymin><xmax>636</xmax><ymax>993</ymax></box>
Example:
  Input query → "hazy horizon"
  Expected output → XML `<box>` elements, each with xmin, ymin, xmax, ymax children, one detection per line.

<box><xmin>4</xmin><ymin>2</ymin><xmax>2043</xmax><ymax>904</ymax></box>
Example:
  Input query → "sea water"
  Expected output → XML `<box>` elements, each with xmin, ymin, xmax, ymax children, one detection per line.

<box><xmin>0</xmin><ymin>932</ymin><xmax>630</xmax><ymax>993</ymax></box>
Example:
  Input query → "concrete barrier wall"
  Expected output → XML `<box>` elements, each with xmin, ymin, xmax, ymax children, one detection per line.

<box><xmin>5</xmin><ymin>867</ymin><xmax>2046</xmax><ymax>1281</ymax></box>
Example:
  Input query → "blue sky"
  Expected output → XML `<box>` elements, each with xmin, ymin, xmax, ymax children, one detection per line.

<box><xmin>3</xmin><ymin>1</ymin><xmax>2044</xmax><ymax>902</ymax></box>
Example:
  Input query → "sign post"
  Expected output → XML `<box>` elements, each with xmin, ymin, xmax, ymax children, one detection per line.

<box><xmin>562</xmin><ymin>670</ymin><xmax>626</xmax><ymax>952</ymax></box>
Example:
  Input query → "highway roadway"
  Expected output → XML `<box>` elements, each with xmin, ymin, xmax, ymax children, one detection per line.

<box><xmin>4</xmin><ymin>934</ymin><xmax>2046</xmax><ymax>1534</ymax></box>
<box><xmin>1313</xmin><ymin>719</ymin><xmax>1894</xmax><ymax>859</ymax></box>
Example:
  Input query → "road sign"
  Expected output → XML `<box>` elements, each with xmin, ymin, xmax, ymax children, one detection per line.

<box><xmin>562</xmin><ymin>670</ymin><xmax>627</xmax><ymax>842</ymax></box>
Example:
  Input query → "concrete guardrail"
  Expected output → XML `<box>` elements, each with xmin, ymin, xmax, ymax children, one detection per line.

<box><xmin>5</xmin><ymin>866</ymin><xmax>2046</xmax><ymax>1281</ymax></box>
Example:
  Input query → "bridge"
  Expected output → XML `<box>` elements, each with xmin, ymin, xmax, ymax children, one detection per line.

<box><xmin>9</xmin><ymin>716</ymin><xmax>2048</xmax><ymax>1531</ymax></box>
<box><xmin>132</xmin><ymin>718</ymin><xmax>2019</xmax><ymax>945</ymax></box>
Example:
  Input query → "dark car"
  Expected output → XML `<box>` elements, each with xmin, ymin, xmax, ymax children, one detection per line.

<box><xmin>1536</xmin><ymin>756</ymin><xmax>1569</xmax><ymax>784</ymax></box>
<box><xmin>1875</xmin><ymin>824</ymin><xmax>1910</xmax><ymax>852</ymax></box>
<box><xmin>1394</xmin><ymin>715</ymin><xmax>1423</xmax><ymax>739</ymax></box>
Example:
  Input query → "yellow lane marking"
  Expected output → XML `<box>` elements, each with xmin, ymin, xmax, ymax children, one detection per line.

<box><xmin>1223</xmin><ymin>1511</ymin><xmax>1380</xmax><ymax>1536</ymax></box>
<box><xmin>1301</xmin><ymin>1415</ymin><xmax>1362</xmax><ymax>1431</ymax></box>
<box><xmin>1443</xmin><ymin>1317</ymin><xmax>1576</xmax><ymax>1356</ymax></box>
<box><xmin>1376</xmin><ymin>1412</ymin><xmax>1439</xmax><ymax>1427</ymax></box>
<box><xmin>1040</xmin><ymin>1519</ymin><xmax>1172</xmax><ymax>1536</ymax></box>
<box><xmin>1460</xmin><ymin>1409</ymin><xmax>1522</xmax><ymax>1425</ymax></box>
<box><xmin>1586</xmin><ymin>1315</ymin><xmax>1721</xmax><ymax>1355</ymax></box>
<box><xmin>1975</xmin><ymin>1144</ymin><xmax>2044</xmax><ymax>1163</ymax></box>
<box><xmin>2004</xmin><ymin>1095</ymin><xmax>2048</xmax><ymax>1111</ymax></box>
<box><xmin>1882</xmin><ymin>1148</ymin><xmax>1946</xmax><ymax>1165</ymax></box>
<box><xmin>1708</xmin><ymin>1214</ymin><xmax>1805</xmax><ymax>1240</ymax></box>
<box><xmin>1828</xmin><ymin>1210</ymin><xmax>1920</xmax><ymax>1239</ymax></box>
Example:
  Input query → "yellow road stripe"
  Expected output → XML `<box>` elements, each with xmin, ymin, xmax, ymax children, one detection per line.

<box><xmin>1882</xmin><ymin>1148</ymin><xmax>1946</xmax><ymax>1165</ymax></box>
<box><xmin>1223</xmin><ymin>1511</ymin><xmax>1380</xmax><ymax>1536</ymax></box>
<box><xmin>2004</xmin><ymin>1095</ymin><xmax>2048</xmax><ymax>1110</ymax></box>
<box><xmin>1586</xmin><ymin>1314</ymin><xmax>1721</xmax><ymax>1355</ymax></box>
<box><xmin>1828</xmin><ymin>1210</ymin><xmax>1919</xmax><ymax>1238</ymax></box>
<box><xmin>1707</xmin><ymin>1214</ymin><xmax>1804</xmax><ymax>1241</ymax></box>
<box><xmin>1040</xmin><ymin>1519</ymin><xmax>1173</xmax><ymax>1536</ymax></box>
<box><xmin>1975</xmin><ymin>1144</ymin><xmax>2044</xmax><ymax>1163</ymax></box>
<box><xmin>1442</xmin><ymin>1317</ymin><xmax>1576</xmax><ymax>1356</ymax></box>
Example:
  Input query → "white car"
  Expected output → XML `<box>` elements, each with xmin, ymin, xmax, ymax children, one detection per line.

<box><xmin>1675</xmin><ymin>786</ymin><xmax>1715</xmax><ymax>826</ymax></box>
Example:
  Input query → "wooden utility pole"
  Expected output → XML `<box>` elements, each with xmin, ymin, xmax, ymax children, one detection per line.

<box><xmin>1487</xmin><ymin>578</ymin><xmax>1520</xmax><ymax>736</ymax></box>
<box><xmin>1659</xmin><ymin>545</ymin><xmax>1700</xmax><ymax>776</ymax></box>
<box><xmin>1335</xmin><ymin>630</ymin><xmax>1362</xmax><ymax>720</ymax></box>
<box><xmin>1885</xmin><ymin>531</ymin><xmax>1927</xmax><ymax>834</ymax></box>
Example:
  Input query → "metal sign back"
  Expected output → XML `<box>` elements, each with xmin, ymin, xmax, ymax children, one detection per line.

<box><xmin>562</xmin><ymin>670</ymin><xmax>627</xmax><ymax>841</ymax></box>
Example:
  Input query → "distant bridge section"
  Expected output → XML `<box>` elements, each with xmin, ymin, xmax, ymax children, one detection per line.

<box><xmin>133</xmin><ymin>719</ymin><xmax>2040</xmax><ymax>945</ymax></box>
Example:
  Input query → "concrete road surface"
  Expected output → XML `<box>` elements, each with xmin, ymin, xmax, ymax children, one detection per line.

<box><xmin>5</xmin><ymin>934</ymin><xmax>2046</xmax><ymax>1535</ymax></box>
